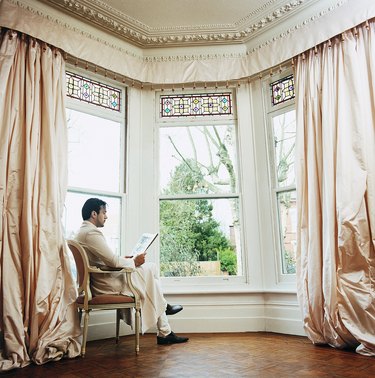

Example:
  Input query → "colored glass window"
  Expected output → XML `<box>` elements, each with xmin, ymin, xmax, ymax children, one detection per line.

<box><xmin>161</xmin><ymin>93</ymin><xmax>232</xmax><ymax>117</ymax></box>
<box><xmin>271</xmin><ymin>75</ymin><xmax>295</xmax><ymax>106</ymax></box>
<box><xmin>66</xmin><ymin>71</ymin><xmax>121</xmax><ymax>111</ymax></box>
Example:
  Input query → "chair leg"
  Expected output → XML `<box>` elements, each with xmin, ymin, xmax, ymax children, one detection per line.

<box><xmin>135</xmin><ymin>307</ymin><xmax>140</xmax><ymax>355</ymax></box>
<box><xmin>81</xmin><ymin>310</ymin><xmax>90</xmax><ymax>357</ymax></box>
<box><xmin>116</xmin><ymin>309</ymin><xmax>120</xmax><ymax>344</ymax></box>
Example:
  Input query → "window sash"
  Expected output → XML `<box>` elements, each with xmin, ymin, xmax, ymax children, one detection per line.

<box><xmin>64</xmin><ymin>66</ymin><xmax>127</xmax><ymax>255</ymax></box>
<box><xmin>157</xmin><ymin>90</ymin><xmax>244</xmax><ymax>281</ymax></box>
<box><xmin>265</xmin><ymin>73</ymin><xmax>297</xmax><ymax>277</ymax></box>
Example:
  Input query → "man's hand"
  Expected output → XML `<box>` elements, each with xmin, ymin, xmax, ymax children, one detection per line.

<box><xmin>133</xmin><ymin>252</ymin><xmax>146</xmax><ymax>267</ymax></box>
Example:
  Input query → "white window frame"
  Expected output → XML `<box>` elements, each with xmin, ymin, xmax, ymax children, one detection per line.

<box><xmin>263</xmin><ymin>69</ymin><xmax>297</xmax><ymax>283</ymax></box>
<box><xmin>155</xmin><ymin>89</ymin><xmax>247</xmax><ymax>287</ymax></box>
<box><xmin>65</xmin><ymin>65</ymin><xmax>128</xmax><ymax>255</ymax></box>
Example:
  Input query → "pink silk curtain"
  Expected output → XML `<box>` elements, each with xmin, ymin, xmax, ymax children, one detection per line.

<box><xmin>0</xmin><ymin>29</ymin><xmax>81</xmax><ymax>371</ymax></box>
<box><xmin>295</xmin><ymin>20</ymin><xmax>375</xmax><ymax>356</ymax></box>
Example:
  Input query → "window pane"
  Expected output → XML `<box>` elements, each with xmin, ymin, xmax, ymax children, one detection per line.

<box><xmin>160</xmin><ymin>125</ymin><xmax>238</xmax><ymax>195</ymax></box>
<box><xmin>277</xmin><ymin>190</ymin><xmax>297</xmax><ymax>274</ymax></box>
<box><xmin>272</xmin><ymin>110</ymin><xmax>296</xmax><ymax>188</ymax></box>
<box><xmin>67</xmin><ymin>108</ymin><xmax>121</xmax><ymax>192</ymax></box>
<box><xmin>159</xmin><ymin>198</ymin><xmax>241</xmax><ymax>277</ymax></box>
<box><xmin>63</xmin><ymin>191</ymin><xmax>122</xmax><ymax>256</ymax></box>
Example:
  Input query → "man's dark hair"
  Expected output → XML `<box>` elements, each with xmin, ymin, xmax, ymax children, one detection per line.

<box><xmin>82</xmin><ymin>198</ymin><xmax>108</xmax><ymax>220</ymax></box>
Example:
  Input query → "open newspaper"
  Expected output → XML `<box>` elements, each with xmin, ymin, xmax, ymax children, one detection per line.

<box><xmin>130</xmin><ymin>233</ymin><xmax>158</xmax><ymax>257</ymax></box>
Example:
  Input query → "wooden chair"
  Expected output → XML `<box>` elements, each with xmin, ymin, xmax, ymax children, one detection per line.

<box><xmin>66</xmin><ymin>239</ymin><xmax>141</xmax><ymax>357</ymax></box>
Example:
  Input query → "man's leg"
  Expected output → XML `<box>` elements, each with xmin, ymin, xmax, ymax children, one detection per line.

<box><xmin>156</xmin><ymin>311</ymin><xmax>189</xmax><ymax>344</ymax></box>
<box><xmin>157</xmin><ymin>311</ymin><xmax>171</xmax><ymax>337</ymax></box>
<box><xmin>130</xmin><ymin>263</ymin><xmax>188</xmax><ymax>344</ymax></box>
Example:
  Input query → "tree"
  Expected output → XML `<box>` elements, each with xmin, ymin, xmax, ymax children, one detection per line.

<box><xmin>217</xmin><ymin>248</ymin><xmax>237</xmax><ymax>275</ymax></box>
<box><xmin>160</xmin><ymin>154</ymin><xmax>236</xmax><ymax>276</ymax></box>
<box><xmin>160</xmin><ymin>199</ymin><xmax>201</xmax><ymax>277</ymax></box>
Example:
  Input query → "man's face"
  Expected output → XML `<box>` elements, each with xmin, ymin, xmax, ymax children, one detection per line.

<box><xmin>93</xmin><ymin>206</ymin><xmax>107</xmax><ymax>228</ymax></box>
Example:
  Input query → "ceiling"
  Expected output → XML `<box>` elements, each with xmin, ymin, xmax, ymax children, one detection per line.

<box><xmin>41</xmin><ymin>0</ymin><xmax>326</xmax><ymax>48</ymax></box>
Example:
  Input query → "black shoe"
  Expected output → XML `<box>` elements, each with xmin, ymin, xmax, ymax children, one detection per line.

<box><xmin>157</xmin><ymin>331</ymin><xmax>189</xmax><ymax>345</ymax></box>
<box><xmin>166</xmin><ymin>304</ymin><xmax>183</xmax><ymax>315</ymax></box>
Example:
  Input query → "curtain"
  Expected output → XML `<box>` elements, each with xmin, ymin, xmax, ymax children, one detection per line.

<box><xmin>0</xmin><ymin>29</ymin><xmax>81</xmax><ymax>371</ymax></box>
<box><xmin>295</xmin><ymin>20</ymin><xmax>375</xmax><ymax>356</ymax></box>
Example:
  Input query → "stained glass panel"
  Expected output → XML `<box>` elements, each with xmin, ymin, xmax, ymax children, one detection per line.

<box><xmin>66</xmin><ymin>71</ymin><xmax>121</xmax><ymax>111</ymax></box>
<box><xmin>161</xmin><ymin>93</ymin><xmax>232</xmax><ymax>117</ymax></box>
<box><xmin>271</xmin><ymin>75</ymin><xmax>295</xmax><ymax>106</ymax></box>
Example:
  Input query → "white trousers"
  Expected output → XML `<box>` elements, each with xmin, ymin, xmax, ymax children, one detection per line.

<box><xmin>157</xmin><ymin>312</ymin><xmax>171</xmax><ymax>337</ymax></box>
<box><xmin>92</xmin><ymin>261</ymin><xmax>171</xmax><ymax>336</ymax></box>
<box><xmin>132</xmin><ymin>262</ymin><xmax>171</xmax><ymax>336</ymax></box>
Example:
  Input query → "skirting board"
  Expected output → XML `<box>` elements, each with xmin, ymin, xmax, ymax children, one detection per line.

<box><xmin>84</xmin><ymin>314</ymin><xmax>304</xmax><ymax>341</ymax></box>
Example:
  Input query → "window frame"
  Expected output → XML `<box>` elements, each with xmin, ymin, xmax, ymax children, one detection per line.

<box><xmin>64</xmin><ymin>65</ymin><xmax>128</xmax><ymax>255</ymax></box>
<box><xmin>263</xmin><ymin>70</ymin><xmax>297</xmax><ymax>282</ymax></box>
<box><xmin>155</xmin><ymin>89</ymin><xmax>247</xmax><ymax>286</ymax></box>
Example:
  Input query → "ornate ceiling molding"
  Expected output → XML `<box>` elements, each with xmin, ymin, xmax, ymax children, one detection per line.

<box><xmin>7</xmin><ymin>0</ymin><xmax>349</xmax><ymax>62</ymax></box>
<box><xmin>41</xmin><ymin>0</ymin><xmax>308</xmax><ymax>47</ymax></box>
<box><xmin>3</xmin><ymin>0</ymin><xmax>369</xmax><ymax>85</ymax></box>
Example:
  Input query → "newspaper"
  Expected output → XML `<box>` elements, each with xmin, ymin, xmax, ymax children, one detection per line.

<box><xmin>130</xmin><ymin>233</ymin><xmax>158</xmax><ymax>257</ymax></box>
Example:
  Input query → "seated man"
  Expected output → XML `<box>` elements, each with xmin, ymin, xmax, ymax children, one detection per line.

<box><xmin>74</xmin><ymin>197</ymin><xmax>189</xmax><ymax>345</ymax></box>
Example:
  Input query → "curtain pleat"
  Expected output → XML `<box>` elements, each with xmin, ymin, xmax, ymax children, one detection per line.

<box><xmin>0</xmin><ymin>30</ymin><xmax>81</xmax><ymax>371</ymax></box>
<box><xmin>295</xmin><ymin>20</ymin><xmax>375</xmax><ymax>356</ymax></box>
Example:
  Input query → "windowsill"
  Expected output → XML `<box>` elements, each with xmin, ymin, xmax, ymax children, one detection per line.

<box><xmin>162</xmin><ymin>282</ymin><xmax>298</xmax><ymax>295</ymax></box>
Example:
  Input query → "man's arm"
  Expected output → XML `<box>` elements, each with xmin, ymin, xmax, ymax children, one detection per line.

<box><xmin>85</xmin><ymin>229</ymin><xmax>136</xmax><ymax>269</ymax></box>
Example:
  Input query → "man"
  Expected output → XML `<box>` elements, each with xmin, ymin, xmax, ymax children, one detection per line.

<box><xmin>74</xmin><ymin>197</ymin><xmax>189</xmax><ymax>345</ymax></box>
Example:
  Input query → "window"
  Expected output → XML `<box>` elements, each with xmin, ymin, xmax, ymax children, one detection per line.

<box><xmin>267</xmin><ymin>75</ymin><xmax>297</xmax><ymax>274</ymax></box>
<box><xmin>158</xmin><ymin>92</ymin><xmax>242</xmax><ymax>278</ymax></box>
<box><xmin>63</xmin><ymin>69</ymin><xmax>126</xmax><ymax>255</ymax></box>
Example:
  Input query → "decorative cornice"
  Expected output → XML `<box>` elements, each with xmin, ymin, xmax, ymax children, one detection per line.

<box><xmin>8</xmin><ymin>0</ymin><xmax>349</xmax><ymax>62</ymax></box>
<box><xmin>7</xmin><ymin>0</ymin><xmax>143</xmax><ymax>60</ymax></box>
<box><xmin>234</xmin><ymin>0</ymin><xmax>280</xmax><ymax>27</ymax></box>
<box><xmin>42</xmin><ymin>0</ymin><xmax>307</xmax><ymax>47</ymax></box>
<box><xmin>244</xmin><ymin>0</ymin><xmax>348</xmax><ymax>54</ymax></box>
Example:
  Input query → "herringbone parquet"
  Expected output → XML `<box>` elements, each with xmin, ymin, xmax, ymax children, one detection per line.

<box><xmin>2</xmin><ymin>332</ymin><xmax>375</xmax><ymax>377</ymax></box>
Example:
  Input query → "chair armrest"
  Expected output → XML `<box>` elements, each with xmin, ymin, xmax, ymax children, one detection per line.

<box><xmin>88</xmin><ymin>266</ymin><xmax>135</xmax><ymax>273</ymax></box>
<box><xmin>87</xmin><ymin>265</ymin><xmax>141</xmax><ymax>306</ymax></box>
<box><xmin>98</xmin><ymin>266</ymin><xmax>123</xmax><ymax>271</ymax></box>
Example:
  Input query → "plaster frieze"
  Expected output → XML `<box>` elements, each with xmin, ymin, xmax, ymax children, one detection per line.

<box><xmin>8</xmin><ymin>0</ymin><xmax>348</xmax><ymax>62</ymax></box>
<box><xmin>42</xmin><ymin>0</ymin><xmax>308</xmax><ymax>47</ymax></box>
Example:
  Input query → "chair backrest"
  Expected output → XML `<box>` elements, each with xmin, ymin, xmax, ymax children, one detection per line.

<box><xmin>67</xmin><ymin>239</ymin><xmax>91</xmax><ymax>299</ymax></box>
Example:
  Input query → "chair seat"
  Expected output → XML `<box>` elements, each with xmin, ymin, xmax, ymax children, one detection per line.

<box><xmin>77</xmin><ymin>294</ymin><xmax>135</xmax><ymax>305</ymax></box>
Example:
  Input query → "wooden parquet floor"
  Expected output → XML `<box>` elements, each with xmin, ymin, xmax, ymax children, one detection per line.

<box><xmin>2</xmin><ymin>332</ymin><xmax>375</xmax><ymax>377</ymax></box>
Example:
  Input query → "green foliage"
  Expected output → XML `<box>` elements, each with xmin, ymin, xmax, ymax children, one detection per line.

<box><xmin>160</xmin><ymin>199</ymin><xmax>201</xmax><ymax>277</ymax></box>
<box><xmin>279</xmin><ymin>191</ymin><xmax>292</xmax><ymax>209</ymax></box>
<box><xmin>160</xmin><ymin>155</ymin><xmax>236</xmax><ymax>277</ymax></box>
<box><xmin>164</xmin><ymin>158</ymin><xmax>204</xmax><ymax>195</ymax></box>
<box><xmin>217</xmin><ymin>248</ymin><xmax>237</xmax><ymax>275</ymax></box>
<box><xmin>191</xmin><ymin>199</ymin><xmax>230</xmax><ymax>261</ymax></box>
<box><xmin>283</xmin><ymin>249</ymin><xmax>296</xmax><ymax>274</ymax></box>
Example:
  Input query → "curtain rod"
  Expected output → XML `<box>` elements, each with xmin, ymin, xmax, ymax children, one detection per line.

<box><xmin>293</xmin><ymin>17</ymin><xmax>373</xmax><ymax>62</ymax></box>
<box><xmin>0</xmin><ymin>27</ymin><xmax>64</xmax><ymax>55</ymax></box>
